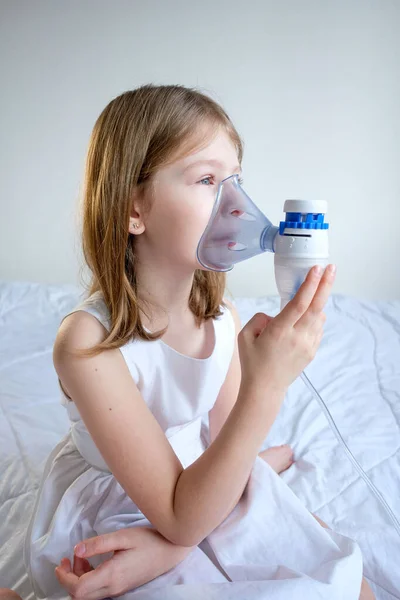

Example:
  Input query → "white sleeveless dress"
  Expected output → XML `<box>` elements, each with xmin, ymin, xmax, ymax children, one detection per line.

<box><xmin>24</xmin><ymin>291</ymin><xmax>364</xmax><ymax>600</ymax></box>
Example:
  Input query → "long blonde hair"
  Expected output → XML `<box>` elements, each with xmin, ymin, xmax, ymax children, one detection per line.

<box><xmin>77</xmin><ymin>84</ymin><xmax>243</xmax><ymax>357</ymax></box>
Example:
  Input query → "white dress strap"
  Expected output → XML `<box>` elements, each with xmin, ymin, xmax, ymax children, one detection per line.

<box><xmin>59</xmin><ymin>291</ymin><xmax>111</xmax><ymax>332</ymax></box>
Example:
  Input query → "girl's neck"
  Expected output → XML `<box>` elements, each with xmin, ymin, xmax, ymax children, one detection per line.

<box><xmin>133</xmin><ymin>237</ymin><xmax>198</xmax><ymax>329</ymax></box>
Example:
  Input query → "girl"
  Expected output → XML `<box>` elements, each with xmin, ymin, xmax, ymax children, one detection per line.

<box><xmin>22</xmin><ymin>84</ymin><xmax>373</xmax><ymax>600</ymax></box>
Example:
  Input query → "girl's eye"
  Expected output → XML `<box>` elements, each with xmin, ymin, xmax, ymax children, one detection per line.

<box><xmin>199</xmin><ymin>176</ymin><xmax>215</xmax><ymax>186</ymax></box>
<box><xmin>198</xmin><ymin>175</ymin><xmax>244</xmax><ymax>186</ymax></box>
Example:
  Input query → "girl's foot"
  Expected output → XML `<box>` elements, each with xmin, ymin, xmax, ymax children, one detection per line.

<box><xmin>0</xmin><ymin>590</ymin><xmax>23</xmax><ymax>600</ymax></box>
<box><xmin>259</xmin><ymin>444</ymin><xmax>294</xmax><ymax>474</ymax></box>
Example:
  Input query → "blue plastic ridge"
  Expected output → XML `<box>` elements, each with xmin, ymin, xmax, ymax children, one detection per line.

<box><xmin>279</xmin><ymin>212</ymin><xmax>329</xmax><ymax>235</ymax></box>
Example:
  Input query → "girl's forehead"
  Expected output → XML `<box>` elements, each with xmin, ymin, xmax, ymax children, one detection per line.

<box><xmin>152</xmin><ymin>127</ymin><xmax>239</xmax><ymax>183</ymax></box>
<box><xmin>175</xmin><ymin>129</ymin><xmax>238</xmax><ymax>170</ymax></box>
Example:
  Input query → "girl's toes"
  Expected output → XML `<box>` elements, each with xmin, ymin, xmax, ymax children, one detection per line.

<box><xmin>0</xmin><ymin>591</ymin><xmax>23</xmax><ymax>600</ymax></box>
<box><xmin>260</xmin><ymin>445</ymin><xmax>295</xmax><ymax>474</ymax></box>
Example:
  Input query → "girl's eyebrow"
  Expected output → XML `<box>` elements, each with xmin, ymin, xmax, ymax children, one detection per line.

<box><xmin>182</xmin><ymin>159</ymin><xmax>242</xmax><ymax>173</ymax></box>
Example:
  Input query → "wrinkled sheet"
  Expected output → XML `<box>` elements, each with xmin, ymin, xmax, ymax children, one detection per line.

<box><xmin>0</xmin><ymin>280</ymin><xmax>399</xmax><ymax>599</ymax></box>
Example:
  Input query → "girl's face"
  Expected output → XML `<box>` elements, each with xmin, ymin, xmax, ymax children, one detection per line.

<box><xmin>135</xmin><ymin>129</ymin><xmax>242</xmax><ymax>272</ymax></box>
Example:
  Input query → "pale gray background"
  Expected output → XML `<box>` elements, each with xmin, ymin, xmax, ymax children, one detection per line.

<box><xmin>1</xmin><ymin>0</ymin><xmax>399</xmax><ymax>300</ymax></box>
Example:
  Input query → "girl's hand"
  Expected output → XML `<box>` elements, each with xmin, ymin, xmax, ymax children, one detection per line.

<box><xmin>238</xmin><ymin>264</ymin><xmax>336</xmax><ymax>395</ymax></box>
<box><xmin>55</xmin><ymin>526</ymin><xmax>194</xmax><ymax>599</ymax></box>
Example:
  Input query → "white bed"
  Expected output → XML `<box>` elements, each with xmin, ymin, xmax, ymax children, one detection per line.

<box><xmin>1</xmin><ymin>280</ymin><xmax>399</xmax><ymax>599</ymax></box>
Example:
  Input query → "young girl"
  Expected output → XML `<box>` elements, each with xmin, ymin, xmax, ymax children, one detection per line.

<box><xmin>20</xmin><ymin>84</ymin><xmax>374</xmax><ymax>600</ymax></box>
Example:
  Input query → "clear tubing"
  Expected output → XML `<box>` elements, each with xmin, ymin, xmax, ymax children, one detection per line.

<box><xmin>300</xmin><ymin>370</ymin><xmax>400</xmax><ymax>537</ymax></box>
<box><xmin>277</xmin><ymin>257</ymin><xmax>400</xmax><ymax>537</ymax></box>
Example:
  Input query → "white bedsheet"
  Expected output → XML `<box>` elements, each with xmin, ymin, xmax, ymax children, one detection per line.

<box><xmin>0</xmin><ymin>280</ymin><xmax>399</xmax><ymax>599</ymax></box>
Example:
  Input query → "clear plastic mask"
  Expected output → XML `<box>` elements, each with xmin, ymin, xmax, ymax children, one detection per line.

<box><xmin>196</xmin><ymin>174</ymin><xmax>278</xmax><ymax>272</ymax></box>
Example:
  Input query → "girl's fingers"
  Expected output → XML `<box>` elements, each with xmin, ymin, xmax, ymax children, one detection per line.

<box><xmin>74</xmin><ymin>529</ymin><xmax>133</xmax><ymax>558</ymax></box>
<box><xmin>275</xmin><ymin>265</ymin><xmax>326</xmax><ymax>328</ymax></box>
<box><xmin>60</xmin><ymin>557</ymin><xmax>71</xmax><ymax>572</ymax></box>
<box><xmin>70</xmin><ymin>560</ymin><xmax>113</xmax><ymax>599</ymax></box>
<box><xmin>295</xmin><ymin>265</ymin><xmax>336</xmax><ymax>331</ymax></box>
<box><xmin>73</xmin><ymin>554</ymin><xmax>93</xmax><ymax>577</ymax></box>
<box><xmin>55</xmin><ymin>565</ymin><xmax>79</xmax><ymax>595</ymax></box>
<box><xmin>55</xmin><ymin>561</ymin><xmax>110</xmax><ymax>600</ymax></box>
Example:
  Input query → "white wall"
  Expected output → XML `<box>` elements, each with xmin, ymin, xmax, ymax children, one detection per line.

<box><xmin>1</xmin><ymin>0</ymin><xmax>399</xmax><ymax>300</ymax></box>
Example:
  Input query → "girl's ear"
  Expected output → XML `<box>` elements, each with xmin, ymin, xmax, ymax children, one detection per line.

<box><xmin>129</xmin><ymin>188</ymin><xmax>146</xmax><ymax>235</ymax></box>
<box><xmin>129</xmin><ymin>220</ymin><xmax>145</xmax><ymax>235</ymax></box>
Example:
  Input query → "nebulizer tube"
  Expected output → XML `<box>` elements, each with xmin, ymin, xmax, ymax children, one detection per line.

<box><xmin>196</xmin><ymin>175</ymin><xmax>400</xmax><ymax>538</ymax></box>
<box><xmin>300</xmin><ymin>370</ymin><xmax>400</xmax><ymax>536</ymax></box>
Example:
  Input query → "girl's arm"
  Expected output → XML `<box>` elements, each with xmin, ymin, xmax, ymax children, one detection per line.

<box><xmin>54</xmin><ymin>307</ymin><xmax>285</xmax><ymax>548</ymax></box>
<box><xmin>208</xmin><ymin>299</ymin><xmax>242</xmax><ymax>445</ymax></box>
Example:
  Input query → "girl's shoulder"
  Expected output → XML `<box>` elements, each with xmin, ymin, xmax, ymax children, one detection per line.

<box><xmin>60</xmin><ymin>290</ymin><xmax>110</xmax><ymax>331</ymax></box>
<box><xmin>55</xmin><ymin>291</ymin><xmax>109</xmax><ymax>352</ymax></box>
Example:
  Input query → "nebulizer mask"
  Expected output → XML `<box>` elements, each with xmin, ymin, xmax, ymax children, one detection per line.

<box><xmin>197</xmin><ymin>174</ymin><xmax>400</xmax><ymax>537</ymax></box>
